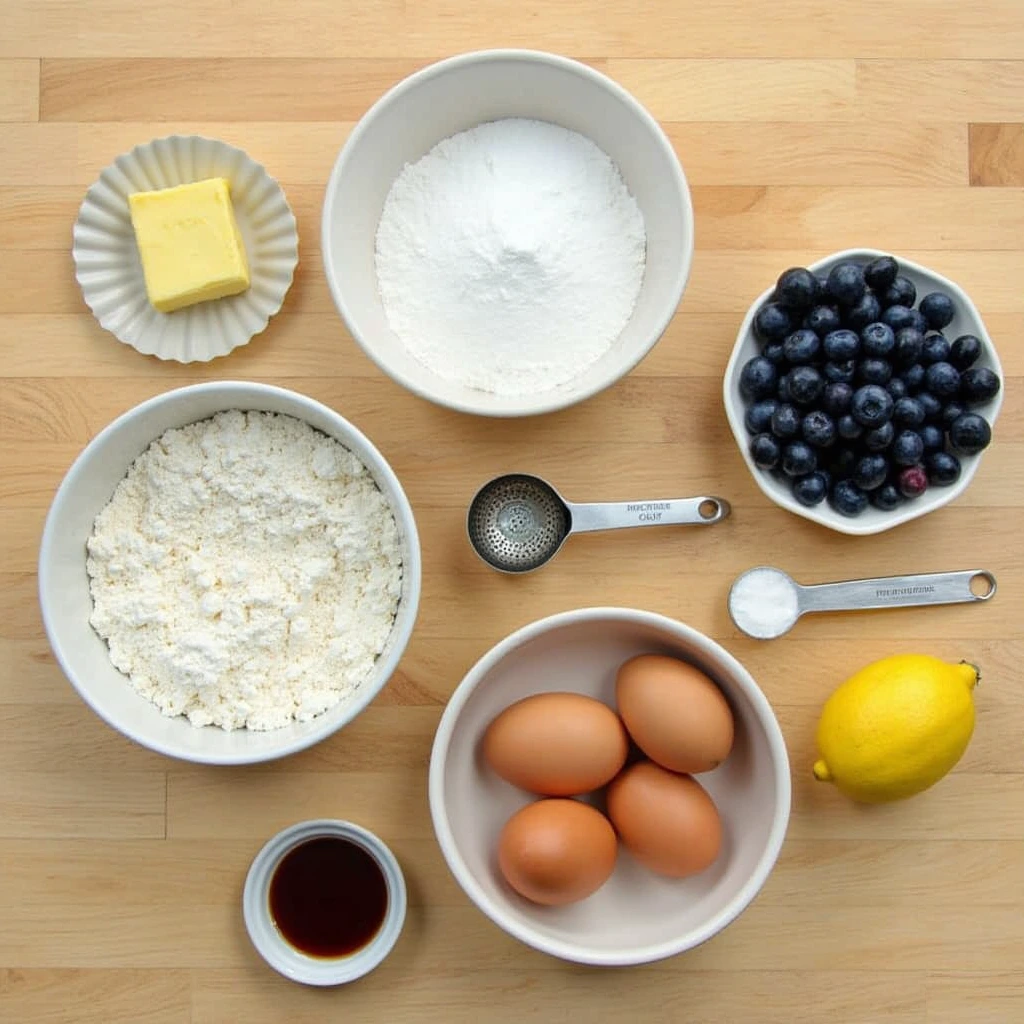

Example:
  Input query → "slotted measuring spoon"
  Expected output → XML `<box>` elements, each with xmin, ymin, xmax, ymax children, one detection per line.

<box><xmin>728</xmin><ymin>566</ymin><xmax>997</xmax><ymax>640</ymax></box>
<box><xmin>467</xmin><ymin>473</ymin><xmax>731</xmax><ymax>574</ymax></box>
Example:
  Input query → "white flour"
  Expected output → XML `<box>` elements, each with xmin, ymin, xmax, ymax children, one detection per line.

<box><xmin>86</xmin><ymin>411</ymin><xmax>403</xmax><ymax>731</ymax></box>
<box><xmin>374</xmin><ymin>118</ymin><xmax>646</xmax><ymax>396</ymax></box>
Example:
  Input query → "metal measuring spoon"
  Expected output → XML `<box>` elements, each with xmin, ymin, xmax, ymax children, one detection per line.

<box><xmin>728</xmin><ymin>566</ymin><xmax>997</xmax><ymax>640</ymax></box>
<box><xmin>467</xmin><ymin>473</ymin><xmax>731</xmax><ymax>574</ymax></box>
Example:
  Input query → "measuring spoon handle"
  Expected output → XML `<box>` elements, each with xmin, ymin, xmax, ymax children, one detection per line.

<box><xmin>800</xmin><ymin>570</ymin><xmax>997</xmax><ymax>614</ymax></box>
<box><xmin>567</xmin><ymin>497</ymin><xmax>731</xmax><ymax>534</ymax></box>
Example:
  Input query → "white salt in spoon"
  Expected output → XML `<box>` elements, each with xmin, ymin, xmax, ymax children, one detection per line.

<box><xmin>728</xmin><ymin>566</ymin><xmax>997</xmax><ymax>640</ymax></box>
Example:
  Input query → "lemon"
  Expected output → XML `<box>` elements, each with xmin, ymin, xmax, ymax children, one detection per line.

<box><xmin>812</xmin><ymin>655</ymin><xmax>978</xmax><ymax>803</ymax></box>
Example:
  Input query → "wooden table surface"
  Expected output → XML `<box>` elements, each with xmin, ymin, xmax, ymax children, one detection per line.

<box><xmin>3</xmin><ymin>3</ymin><xmax>1024</xmax><ymax>1022</ymax></box>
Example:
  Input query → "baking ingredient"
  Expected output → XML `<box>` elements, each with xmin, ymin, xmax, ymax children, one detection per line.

<box><xmin>483</xmin><ymin>692</ymin><xmax>628</xmax><ymax>796</ymax></box>
<box><xmin>813</xmin><ymin>655</ymin><xmax>979</xmax><ymax>802</ymax></box>
<box><xmin>616</xmin><ymin>655</ymin><xmax>734</xmax><ymax>774</ymax></box>
<box><xmin>374</xmin><ymin>118</ymin><xmax>646</xmax><ymax>397</ymax></box>
<box><xmin>606</xmin><ymin>762</ymin><xmax>722</xmax><ymax>878</ymax></box>
<box><xmin>269</xmin><ymin>837</ymin><xmax>388</xmax><ymax>957</ymax></box>
<box><xmin>128</xmin><ymin>178</ymin><xmax>249</xmax><ymax>313</ymax></box>
<box><xmin>497</xmin><ymin>799</ymin><xmax>617</xmax><ymax>905</ymax></box>
<box><xmin>86</xmin><ymin>410</ymin><xmax>403</xmax><ymax>731</ymax></box>
<box><xmin>728</xmin><ymin>568</ymin><xmax>800</xmax><ymax>639</ymax></box>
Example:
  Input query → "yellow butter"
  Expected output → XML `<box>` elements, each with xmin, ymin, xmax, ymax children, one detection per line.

<box><xmin>128</xmin><ymin>178</ymin><xmax>250</xmax><ymax>314</ymax></box>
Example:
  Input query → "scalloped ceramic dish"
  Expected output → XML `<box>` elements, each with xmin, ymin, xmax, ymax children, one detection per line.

<box><xmin>723</xmin><ymin>248</ymin><xmax>1004</xmax><ymax>536</ymax></box>
<box><xmin>73</xmin><ymin>135</ymin><xmax>299</xmax><ymax>363</ymax></box>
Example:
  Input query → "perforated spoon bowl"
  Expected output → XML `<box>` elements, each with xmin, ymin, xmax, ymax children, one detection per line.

<box><xmin>728</xmin><ymin>566</ymin><xmax>997</xmax><ymax>640</ymax></box>
<box><xmin>467</xmin><ymin>474</ymin><xmax>730</xmax><ymax>573</ymax></box>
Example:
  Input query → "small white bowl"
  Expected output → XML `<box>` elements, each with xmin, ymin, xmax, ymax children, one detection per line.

<box><xmin>243</xmin><ymin>819</ymin><xmax>407</xmax><ymax>986</ymax></box>
<box><xmin>724</xmin><ymin>248</ymin><xmax>1005</xmax><ymax>536</ymax></box>
<box><xmin>322</xmin><ymin>49</ymin><xmax>693</xmax><ymax>417</ymax></box>
<box><xmin>38</xmin><ymin>381</ymin><xmax>421</xmax><ymax>765</ymax></box>
<box><xmin>428</xmin><ymin>608</ymin><xmax>791</xmax><ymax>966</ymax></box>
<box><xmin>73</xmin><ymin>135</ymin><xmax>299</xmax><ymax>363</ymax></box>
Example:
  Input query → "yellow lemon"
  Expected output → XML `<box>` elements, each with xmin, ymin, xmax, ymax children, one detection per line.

<box><xmin>812</xmin><ymin>655</ymin><xmax>978</xmax><ymax>803</ymax></box>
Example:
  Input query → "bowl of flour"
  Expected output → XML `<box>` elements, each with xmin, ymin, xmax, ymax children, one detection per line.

<box><xmin>38</xmin><ymin>382</ymin><xmax>421</xmax><ymax>764</ymax></box>
<box><xmin>322</xmin><ymin>50</ymin><xmax>693</xmax><ymax>417</ymax></box>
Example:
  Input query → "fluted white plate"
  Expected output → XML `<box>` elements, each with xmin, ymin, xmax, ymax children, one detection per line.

<box><xmin>73</xmin><ymin>135</ymin><xmax>299</xmax><ymax>363</ymax></box>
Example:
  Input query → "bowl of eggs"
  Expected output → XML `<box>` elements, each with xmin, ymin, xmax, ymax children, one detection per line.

<box><xmin>428</xmin><ymin>607</ymin><xmax>791</xmax><ymax>966</ymax></box>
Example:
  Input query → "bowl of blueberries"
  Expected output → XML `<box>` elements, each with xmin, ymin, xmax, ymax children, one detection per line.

<box><xmin>723</xmin><ymin>248</ymin><xmax>1003</xmax><ymax>536</ymax></box>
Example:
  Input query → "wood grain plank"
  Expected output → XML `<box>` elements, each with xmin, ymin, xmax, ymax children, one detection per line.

<box><xmin>0</xmin><ymin>970</ymin><xmax>189</xmax><ymax>1024</ymax></box>
<box><xmin>926</xmin><ymin>973</ymin><xmax>1024</xmax><ymax>1023</ymax></box>
<box><xmin>970</xmin><ymin>124</ymin><xmax>1024</xmax><ymax>186</ymax></box>
<box><xmin>0</xmin><ymin>60</ymin><xmax>39</xmax><ymax>122</ymax></box>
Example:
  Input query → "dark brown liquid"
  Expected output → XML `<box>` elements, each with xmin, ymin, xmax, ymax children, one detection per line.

<box><xmin>268</xmin><ymin>837</ymin><xmax>389</xmax><ymax>958</ymax></box>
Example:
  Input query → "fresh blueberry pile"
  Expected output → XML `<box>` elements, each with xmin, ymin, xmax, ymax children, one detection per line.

<box><xmin>739</xmin><ymin>255</ymin><xmax>1001</xmax><ymax>517</ymax></box>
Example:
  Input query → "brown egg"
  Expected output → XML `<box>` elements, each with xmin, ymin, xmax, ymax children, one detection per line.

<box><xmin>616</xmin><ymin>654</ymin><xmax>735</xmax><ymax>773</ymax></box>
<box><xmin>483</xmin><ymin>692</ymin><xmax>629</xmax><ymax>796</ymax></box>
<box><xmin>606</xmin><ymin>761</ymin><xmax>722</xmax><ymax>878</ymax></box>
<box><xmin>497</xmin><ymin>798</ymin><xmax>618</xmax><ymax>905</ymax></box>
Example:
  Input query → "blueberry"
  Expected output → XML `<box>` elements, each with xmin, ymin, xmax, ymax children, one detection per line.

<box><xmin>846</xmin><ymin>290</ymin><xmax>882</xmax><ymax>330</ymax></box>
<box><xmin>815</xmin><ymin>274</ymin><xmax>830</xmax><ymax>301</ymax></box>
<box><xmin>777</xmin><ymin>377</ymin><xmax>791</xmax><ymax>401</ymax></box>
<box><xmin>919</xmin><ymin>423</ymin><xmax>944</xmax><ymax>453</ymax></box>
<box><xmin>871</xmin><ymin>483</ymin><xmax>903</xmax><ymax>511</ymax></box>
<box><xmin>831</xmin><ymin>479</ymin><xmax>868</xmax><ymax>516</ymax></box>
<box><xmin>960</xmin><ymin>367</ymin><xmax>1001</xmax><ymax>404</ymax></box>
<box><xmin>949</xmin><ymin>413</ymin><xmax>992</xmax><ymax>455</ymax></box>
<box><xmin>908</xmin><ymin>310</ymin><xmax>930</xmax><ymax>335</ymax></box>
<box><xmin>826</xmin><ymin>262</ymin><xmax>867</xmax><ymax>306</ymax></box>
<box><xmin>851</xmin><ymin>384</ymin><xmax>894</xmax><ymax>427</ymax></box>
<box><xmin>858</xmin><ymin>358</ymin><xmax>892</xmax><ymax>385</ymax></box>
<box><xmin>822</xmin><ymin>382</ymin><xmax>854</xmax><ymax>417</ymax></box>
<box><xmin>754</xmin><ymin>302</ymin><xmax>792</xmax><ymax>343</ymax></box>
<box><xmin>823</xmin><ymin>328</ymin><xmax>861</xmax><ymax>361</ymax></box>
<box><xmin>917</xmin><ymin>391</ymin><xmax>944</xmax><ymax>422</ymax></box>
<box><xmin>762</xmin><ymin>340</ymin><xmax>788</xmax><ymax>366</ymax></box>
<box><xmin>853</xmin><ymin>453</ymin><xmax>889</xmax><ymax>490</ymax></box>
<box><xmin>899</xmin><ymin>363</ymin><xmax>926</xmax><ymax>391</ymax></box>
<box><xmin>882</xmin><ymin>276</ymin><xmax>917</xmax><ymax>309</ymax></box>
<box><xmin>771</xmin><ymin>403</ymin><xmax>802</xmax><ymax>439</ymax></box>
<box><xmin>803</xmin><ymin>304</ymin><xmax>842</xmax><ymax>336</ymax></box>
<box><xmin>941</xmin><ymin>401</ymin><xmax>966</xmax><ymax>429</ymax></box>
<box><xmin>925</xmin><ymin>451</ymin><xmax>962</xmax><ymax>486</ymax></box>
<box><xmin>745</xmin><ymin>398</ymin><xmax>779</xmax><ymax>434</ymax></box>
<box><xmin>861</xmin><ymin>322</ymin><xmax>895</xmax><ymax>358</ymax></box>
<box><xmin>824</xmin><ymin>360</ymin><xmax>857</xmax><ymax>384</ymax></box>
<box><xmin>891</xmin><ymin>430</ymin><xmax>925</xmax><ymax>466</ymax></box>
<box><xmin>949</xmin><ymin>334</ymin><xmax>983</xmax><ymax>370</ymax></box>
<box><xmin>924</xmin><ymin>361</ymin><xmax>961</xmax><ymax>399</ymax></box>
<box><xmin>750</xmin><ymin>432</ymin><xmax>782</xmax><ymax>470</ymax></box>
<box><xmin>921</xmin><ymin>333</ymin><xmax>951</xmax><ymax>365</ymax></box>
<box><xmin>893</xmin><ymin>327</ymin><xmax>924</xmax><ymax>366</ymax></box>
<box><xmin>775</xmin><ymin>267</ymin><xmax>819</xmax><ymax>310</ymax></box>
<box><xmin>792</xmin><ymin>471</ymin><xmax>829</xmax><ymax>507</ymax></box>
<box><xmin>898</xmin><ymin>465</ymin><xmax>929</xmax><ymax>499</ymax></box>
<box><xmin>919</xmin><ymin>291</ymin><xmax>956</xmax><ymax>330</ymax></box>
<box><xmin>786</xmin><ymin>365</ymin><xmax>825</xmax><ymax>405</ymax></box>
<box><xmin>740</xmin><ymin>356</ymin><xmax>779</xmax><ymax>399</ymax></box>
<box><xmin>782</xmin><ymin>440</ymin><xmax>817</xmax><ymax>477</ymax></box>
<box><xmin>881</xmin><ymin>304</ymin><xmax>916</xmax><ymax>331</ymax></box>
<box><xmin>829</xmin><ymin>447</ymin><xmax>858</xmax><ymax>479</ymax></box>
<box><xmin>783</xmin><ymin>329</ymin><xmax>822</xmax><ymax>365</ymax></box>
<box><xmin>864</xmin><ymin>255</ymin><xmax>899</xmax><ymax>291</ymax></box>
<box><xmin>892</xmin><ymin>396</ymin><xmax>926</xmax><ymax>428</ymax></box>
<box><xmin>837</xmin><ymin>414</ymin><xmax>863</xmax><ymax>440</ymax></box>
<box><xmin>886</xmin><ymin>378</ymin><xmax>908</xmax><ymax>400</ymax></box>
<box><xmin>802</xmin><ymin>410</ymin><xmax>837</xmax><ymax>448</ymax></box>
<box><xmin>863</xmin><ymin>421</ymin><xmax>895</xmax><ymax>451</ymax></box>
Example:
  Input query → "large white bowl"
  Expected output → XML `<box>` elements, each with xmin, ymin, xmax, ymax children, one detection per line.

<box><xmin>428</xmin><ymin>608</ymin><xmax>791</xmax><ymax>966</ymax></box>
<box><xmin>322</xmin><ymin>49</ymin><xmax>693</xmax><ymax>418</ymax></box>
<box><xmin>724</xmin><ymin>248</ymin><xmax>1004</xmax><ymax>536</ymax></box>
<box><xmin>38</xmin><ymin>382</ymin><xmax>421</xmax><ymax>765</ymax></box>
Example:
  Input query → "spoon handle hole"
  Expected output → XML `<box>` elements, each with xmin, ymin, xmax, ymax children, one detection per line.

<box><xmin>970</xmin><ymin>571</ymin><xmax>997</xmax><ymax>600</ymax></box>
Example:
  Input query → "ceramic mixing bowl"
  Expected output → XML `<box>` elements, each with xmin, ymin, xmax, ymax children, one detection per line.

<box><xmin>38</xmin><ymin>381</ymin><xmax>421</xmax><ymax>765</ymax></box>
<box><xmin>428</xmin><ymin>608</ymin><xmax>791</xmax><ymax>966</ymax></box>
<box><xmin>322</xmin><ymin>49</ymin><xmax>693</xmax><ymax>417</ymax></box>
